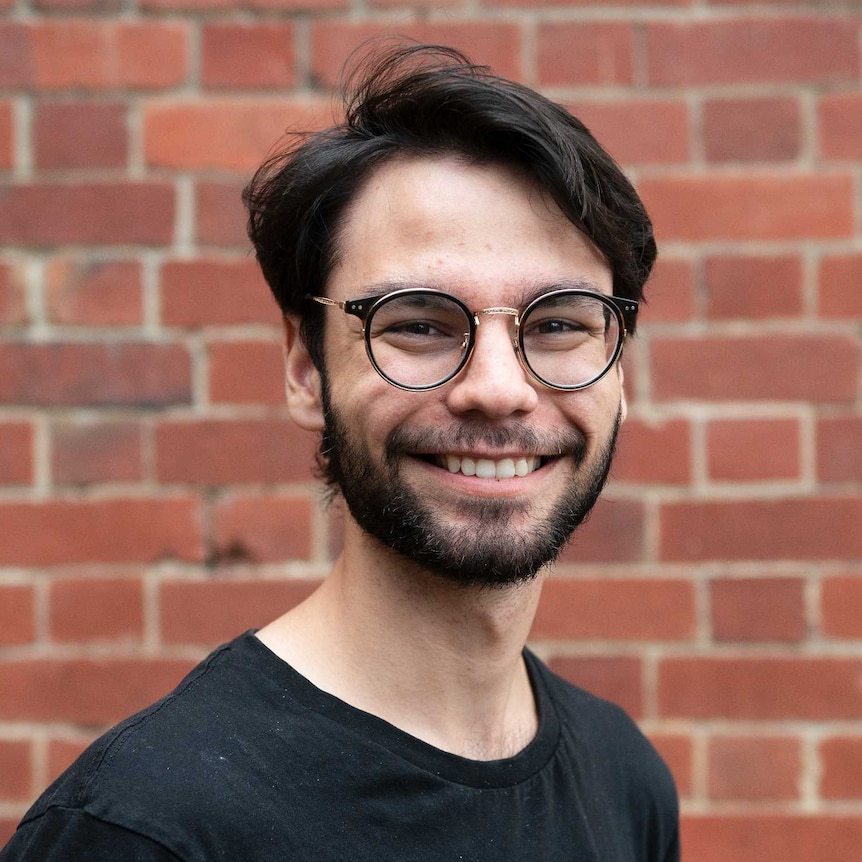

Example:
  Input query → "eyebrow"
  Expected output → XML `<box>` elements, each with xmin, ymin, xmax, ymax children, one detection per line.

<box><xmin>352</xmin><ymin>279</ymin><xmax>606</xmax><ymax>307</ymax></box>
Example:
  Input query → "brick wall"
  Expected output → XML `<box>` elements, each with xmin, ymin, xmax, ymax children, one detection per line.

<box><xmin>0</xmin><ymin>1</ymin><xmax>860</xmax><ymax>858</ymax></box>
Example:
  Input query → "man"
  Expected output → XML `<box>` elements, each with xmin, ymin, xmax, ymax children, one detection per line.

<box><xmin>1</xmin><ymin>45</ymin><xmax>679</xmax><ymax>861</ymax></box>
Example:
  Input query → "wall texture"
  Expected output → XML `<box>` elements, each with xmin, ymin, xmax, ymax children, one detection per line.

<box><xmin>1</xmin><ymin>1</ymin><xmax>861</xmax><ymax>858</ymax></box>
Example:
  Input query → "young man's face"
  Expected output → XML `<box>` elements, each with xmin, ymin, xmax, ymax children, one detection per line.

<box><xmin>290</xmin><ymin>156</ymin><xmax>626</xmax><ymax>587</ymax></box>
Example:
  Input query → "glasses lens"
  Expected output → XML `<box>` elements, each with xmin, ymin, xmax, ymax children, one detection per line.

<box><xmin>366</xmin><ymin>292</ymin><xmax>472</xmax><ymax>389</ymax></box>
<box><xmin>520</xmin><ymin>293</ymin><xmax>621</xmax><ymax>389</ymax></box>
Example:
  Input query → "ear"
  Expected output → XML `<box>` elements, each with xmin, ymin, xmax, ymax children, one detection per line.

<box><xmin>283</xmin><ymin>315</ymin><xmax>325</xmax><ymax>432</ymax></box>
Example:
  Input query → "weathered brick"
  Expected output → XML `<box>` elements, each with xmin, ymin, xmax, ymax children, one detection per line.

<box><xmin>704</xmin><ymin>98</ymin><xmax>801</xmax><ymax>162</ymax></box>
<box><xmin>0</xmin><ymin>585</ymin><xmax>36</xmax><ymax>645</ymax></box>
<box><xmin>705</xmin><ymin>255</ymin><xmax>803</xmax><ymax>319</ymax></box>
<box><xmin>660</xmin><ymin>498</ymin><xmax>862</xmax><ymax>562</ymax></box>
<box><xmin>614</xmin><ymin>418</ymin><xmax>691</xmax><ymax>485</ymax></box>
<box><xmin>212</xmin><ymin>494</ymin><xmax>314</xmax><ymax>563</ymax></box>
<box><xmin>817</xmin><ymin>416</ymin><xmax>862</xmax><ymax>484</ymax></box>
<box><xmin>648</xmin><ymin>18</ymin><xmax>859</xmax><ymax>86</ymax></box>
<box><xmin>0</xmin><ymin>101</ymin><xmax>12</xmax><ymax>171</ymax></box>
<box><xmin>0</xmin><ymin>260</ymin><xmax>27</xmax><ymax>324</ymax></box>
<box><xmin>710</xmin><ymin>577</ymin><xmax>805</xmax><ymax>642</ymax></box>
<box><xmin>0</xmin><ymin>657</ymin><xmax>196</xmax><ymax>724</ymax></box>
<box><xmin>641</xmin><ymin>258</ymin><xmax>696</xmax><ymax>323</ymax></box>
<box><xmin>567</xmin><ymin>100</ymin><xmax>690</xmax><ymax>166</ymax></box>
<box><xmin>558</xmin><ymin>498</ymin><xmax>645</xmax><ymax>563</ymax></box>
<box><xmin>0</xmin><ymin>740</ymin><xmax>31</xmax><ymax>801</ymax></box>
<box><xmin>538</xmin><ymin>24</ymin><xmax>634</xmax><ymax>86</ymax></box>
<box><xmin>0</xmin><ymin>498</ymin><xmax>204</xmax><ymax>566</ymax></box>
<box><xmin>546</xmin><ymin>655</ymin><xmax>642</xmax><ymax>718</ymax></box>
<box><xmin>195</xmin><ymin>182</ymin><xmax>248</xmax><ymax>246</ymax></box>
<box><xmin>649</xmin><ymin>734</ymin><xmax>693</xmax><ymax>798</ymax></box>
<box><xmin>161</xmin><ymin>259</ymin><xmax>277</xmax><ymax>326</ymax></box>
<box><xmin>820</xmin><ymin>737</ymin><xmax>862</xmax><ymax>799</ymax></box>
<box><xmin>209</xmin><ymin>340</ymin><xmax>284</xmax><ymax>405</ymax></box>
<box><xmin>52</xmin><ymin>420</ymin><xmax>143</xmax><ymax>484</ymax></box>
<box><xmin>639</xmin><ymin>174</ymin><xmax>854</xmax><ymax>241</ymax></box>
<box><xmin>819</xmin><ymin>93</ymin><xmax>862</xmax><ymax>160</ymax></box>
<box><xmin>156</xmin><ymin>419</ymin><xmax>317</xmax><ymax>484</ymax></box>
<box><xmin>821</xmin><ymin>576</ymin><xmax>862</xmax><ymax>638</ymax></box>
<box><xmin>159</xmin><ymin>579</ymin><xmax>320</xmax><ymax>645</ymax></box>
<box><xmin>533</xmin><ymin>578</ymin><xmax>695</xmax><ymax>640</ymax></box>
<box><xmin>819</xmin><ymin>255</ymin><xmax>862</xmax><ymax>317</ymax></box>
<box><xmin>0</xmin><ymin>422</ymin><xmax>33</xmax><ymax>485</ymax></box>
<box><xmin>145</xmin><ymin>99</ymin><xmax>330</xmax><ymax>171</ymax></box>
<box><xmin>202</xmin><ymin>23</ymin><xmax>296</xmax><ymax>90</ymax></box>
<box><xmin>707</xmin><ymin>418</ymin><xmax>800</xmax><ymax>481</ymax></box>
<box><xmin>708</xmin><ymin>736</ymin><xmax>800</xmax><ymax>800</ymax></box>
<box><xmin>34</xmin><ymin>102</ymin><xmax>127</xmax><ymax>170</ymax></box>
<box><xmin>0</xmin><ymin>183</ymin><xmax>175</xmax><ymax>246</ymax></box>
<box><xmin>50</xmin><ymin>576</ymin><xmax>144</xmax><ymax>642</ymax></box>
<box><xmin>0</xmin><ymin>343</ymin><xmax>190</xmax><ymax>407</ymax></box>
<box><xmin>652</xmin><ymin>335</ymin><xmax>858</xmax><ymax>403</ymax></box>
<box><xmin>45</xmin><ymin>258</ymin><xmax>143</xmax><ymax>326</ymax></box>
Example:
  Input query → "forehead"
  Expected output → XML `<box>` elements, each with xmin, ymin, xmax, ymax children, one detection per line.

<box><xmin>328</xmin><ymin>156</ymin><xmax>612</xmax><ymax>305</ymax></box>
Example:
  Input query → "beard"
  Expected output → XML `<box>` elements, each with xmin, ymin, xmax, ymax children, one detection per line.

<box><xmin>319</xmin><ymin>388</ymin><xmax>621</xmax><ymax>589</ymax></box>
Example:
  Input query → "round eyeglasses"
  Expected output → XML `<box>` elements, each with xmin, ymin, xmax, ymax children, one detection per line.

<box><xmin>307</xmin><ymin>288</ymin><xmax>638</xmax><ymax>392</ymax></box>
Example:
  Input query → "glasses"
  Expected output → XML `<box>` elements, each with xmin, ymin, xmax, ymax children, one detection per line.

<box><xmin>308</xmin><ymin>288</ymin><xmax>637</xmax><ymax>392</ymax></box>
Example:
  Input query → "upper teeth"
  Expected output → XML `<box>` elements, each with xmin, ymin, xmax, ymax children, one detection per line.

<box><xmin>443</xmin><ymin>455</ymin><xmax>539</xmax><ymax>479</ymax></box>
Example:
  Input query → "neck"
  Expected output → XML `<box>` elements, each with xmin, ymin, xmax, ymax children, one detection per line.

<box><xmin>257</xmin><ymin>515</ymin><xmax>544</xmax><ymax>760</ymax></box>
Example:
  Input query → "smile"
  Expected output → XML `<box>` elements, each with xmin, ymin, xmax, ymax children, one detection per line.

<box><xmin>436</xmin><ymin>454</ymin><xmax>542</xmax><ymax>479</ymax></box>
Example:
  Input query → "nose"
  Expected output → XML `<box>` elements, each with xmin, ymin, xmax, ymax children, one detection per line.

<box><xmin>444</xmin><ymin>316</ymin><xmax>540</xmax><ymax>418</ymax></box>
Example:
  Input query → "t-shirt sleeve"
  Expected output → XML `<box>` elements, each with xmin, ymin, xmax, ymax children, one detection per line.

<box><xmin>0</xmin><ymin>808</ymin><xmax>184</xmax><ymax>862</ymax></box>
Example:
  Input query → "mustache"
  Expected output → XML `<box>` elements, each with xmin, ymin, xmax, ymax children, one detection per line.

<box><xmin>385</xmin><ymin>423</ymin><xmax>588</xmax><ymax>462</ymax></box>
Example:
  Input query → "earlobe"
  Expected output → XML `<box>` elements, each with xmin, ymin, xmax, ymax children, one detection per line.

<box><xmin>283</xmin><ymin>316</ymin><xmax>325</xmax><ymax>432</ymax></box>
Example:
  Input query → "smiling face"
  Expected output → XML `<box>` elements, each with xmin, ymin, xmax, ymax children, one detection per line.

<box><xmin>287</xmin><ymin>155</ymin><xmax>627</xmax><ymax>587</ymax></box>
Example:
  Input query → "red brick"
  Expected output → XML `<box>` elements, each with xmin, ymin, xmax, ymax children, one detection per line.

<box><xmin>209</xmin><ymin>340</ymin><xmax>284</xmax><ymax>405</ymax></box>
<box><xmin>0</xmin><ymin>183</ymin><xmax>175</xmax><ymax>246</ymax></box>
<box><xmin>614</xmin><ymin>418</ymin><xmax>691</xmax><ymax>484</ymax></box>
<box><xmin>819</xmin><ymin>254</ymin><xmax>862</xmax><ymax>317</ymax></box>
<box><xmin>50</xmin><ymin>576</ymin><xmax>144</xmax><ymax>642</ymax></box>
<box><xmin>821</xmin><ymin>737</ymin><xmax>862</xmax><ymax>799</ymax></box>
<box><xmin>533</xmin><ymin>578</ymin><xmax>695</xmax><ymax>640</ymax></box>
<box><xmin>0</xmin><ymin>740</ymin><xmax>31</xmax><ymax>801</ymax></box>
<box><xmin>195</xmin><ymin>182</ymin><xmax>248</xmax><ymax>246</ymax></box>
<box><xmin>0</xmin><ymin>820</ymin><xmax>17</xmax><ymax>850</ymax></box>
<box><xmin>156</xmin><ymin>419</ymin><xmax>317</xmax><ymax>484</ymax></box>
<box><xmin>0</xmin><ymin>22</ymin><xmax>187</xmax><ymax>91</ymax></box>
<box><xmin>45</xmin><ymin>258</ymin><xmax>142</xmax><ymax>326</ymax></box>
<box><xmin>0</xmin><ymin>498</ymin><xmax>204</xmax><ymax>566</ymax></box>
<box><xmin>821</xmin><ymin>576</ymin><xmax>862</xmax><ymax>638</ymax></box>
<box><xmin>212</xmin><ymin>495</ymin><xmax>314</xmax><ymax>563</ymax></box>
<box><xmin>160</xmin><ymin>579</ymin><xmax>319</xmax><ymax>645</ymax></box>
<box><xmin>819</xmin><ymin>93</ymin><xmax>862</xmax><ymax>160</ymax></box>
<box><xmin>818</xmin><ymin>416</ymin><xmax>862</xmax><ymax>484</ymax></box>
<box><xmin>143</xmin><ymin>0</ymin><xmax>345</xmax><ymax>10</ymax></box>
<box><xmin>707</xmin><ymin>418</ymin><xmax>800</xmax><ymax>482</ymax></box>
<box><xmin>47</xmin><ymin>735</ymin><xmax>94</xmax><ymax>784</ymax></box>
<box><xmin>34</xmin><ymin>102</ymin><xmax>127</xmax><ymax>170</ymax></box>
<box><xmin>659</xmin><ymin>657</ymin><xmax>862</xmax><ymax>720</ymax></box>
<box><xmin>0</xmin><ymin>657</ymin><xmax>195</xmax><ymax>724</ymax></box>
<box><xmin>0</xmin><ymin>585</ymin><xmax>36</xmax><ymax>645</ymax></box>
<box><xmin>641</xmin><ymin>258</ymin><xmax>695</xmax><ymax>323</ymax></box>
<box><xmin>0</xmin><ymin>343</ymin><xmax>190</xmax><ymax>407</ymax></box>
<box><xmin>704</xmin><ymin>98</ymin><xmax>801</xmax><ymax>162</ymax></box>
<box><xmin>52</xmin><ymin>421</ymin><xmax>143</xmax><ymax>485</ymax></box>
<box><xmin>202</xmin><ymin>24</ymin><xmax>296</xmax><ymax>90</ymax></box>
<box><xmin>660</xmin><ymin>498</ymin><xmax>862</xmax><ymax>562</ymax></box>
<box><xmin>709</xmin><ymin>735</ymin><xmax>800</xmax><ymax>800</ymax></box>
<box><xmin>639</xmin><ymin>174</ymin><xmax>854</xmax><ymax>241</ymax></box>
<box><xmin>652</xmin><ymin>335</ymin><xmax>858</xmax><ymax>403</ymax></box>
<box><xmin>546</xmin><ymin>656</ymin><xmax>642</xmax><ymax>718</ymax></box>
<box><xmin>710</xmin><ymin>578</ymin><xmax>805</xmax><ymax>643</ymax></box>
<box><xmin>705</xmin><ymin>255</ymin><xmax>803</xmax><ymax>319</ymax></box>
<box><xmin>558</xmin><ymin>498</ymin><xmax>645</xmax><ymax>563</ymax></box>
<box><xmin>145</xmin><ymin>99</ymin><xmax>330</xmax><ymax>171</ymax></box>
<box><xmin>0</xmin><ymin>261</ymin><xmax>26</xmax><ymax>324</ymax></box>
<box><xmin>161</xmin><ymin>260</ymin><xmax>277</xmax><ymax>326</ymax></box>
<box><xmin>0</xmin><ymin>101</ymin><xmax>12</xmax><ymax>171</ymax></box>
<box><xmin>0</xmin><ymin>422</ymin><xmax>33</xmax><ymax>485</ymax></box>
<box><xmin>649</xmin><ymin>734</ymin><xmax>693</xmax><ymax>798</ymax></box>
<box><xmin>488</xmin><ymin>0</ymin><xmax>690</xmax><ymax>6</ymax></box>
<box><xmin>681</xmin><ymin>815</ymin><xmax>862</xmax><ymax>862</ymax></box>
<box><xmin>311</xmin><ymin>23</ymin><xmax>523</xmax><ymax>86</ymax></box>
<box><xmin>34</xmin><ymin>0</ymin><xmax>122</xmax><ymax>10</ymax></box>
<box><xmin>537</xmin><ymin>24</ymin><xmax>634</xmax><ymax>86</ymax></box>
<box><xmin>648</xmin><ymin>18</ymin><xmax>859</xmax><ymax>86</ymax></box>
<box><xmin>566</xmin><ymin>100</ymin><xmax>690</xmax><ymax>166</ymax></box>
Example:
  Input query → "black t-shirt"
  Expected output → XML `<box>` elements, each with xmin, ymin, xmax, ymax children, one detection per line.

<box><xmin>1</xmin><ymin>632</ymin><xmax>680</xmax><ymax>861</ymax></box>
